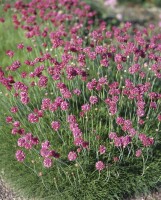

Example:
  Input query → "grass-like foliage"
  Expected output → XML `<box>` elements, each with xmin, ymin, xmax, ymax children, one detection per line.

<box><xmin>0</xmin><ymin>1</ymin><xmax>161</xmax><ymax>199</ymax></box>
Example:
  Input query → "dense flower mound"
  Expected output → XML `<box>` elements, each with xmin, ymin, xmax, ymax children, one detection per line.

<box><xmin>1</xmin><ymin>0</ymin><xmax>161</xmax><ymax>198</ymax></box>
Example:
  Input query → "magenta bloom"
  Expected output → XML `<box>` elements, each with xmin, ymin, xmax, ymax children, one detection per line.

<box><xmin>43</xmin><ymin>158</ymin><xmax>52</xmax><ymax>168</ymax></box>
<box><xmin>81</xmin><ymin>103</ymin><xmax>90</xmax><ymax>112</ymax></box>
<box><xmin>122</xmin><ymin>135</ymin><xmax>131</xmax><ymax>148</ymax></box>
<box><xmin>99</xmin><ymin>145</ymin><xmax>106</xmax><ymax>154</ymax></box>
<box><xmin>41</xmin><ymin>98</ymin><xmax>51</xmax><ymax>110</ymax></box>
<box><xmin>68</xmin><ymin>151</ymin><xmax>77</xmax><ymax>161</ymax></box>
<box><xmin>60</xmin><ymin>101</ymin><xmax>69</xmax><ymax>110</ymax></box>
<box><xmin>136</xmin><ymin>149</ymin><xmax>142</xmax><ymax>157</ymax></box>
<box><xmin>51</xmin><ymin>121</ymin><xmax>60</xmax><ymax>131</ymax></box>
<box><xmin>89</xmin><ymin>96</ymin><xmax>98</xmax><ymax>105</ymax></box>
<box><xmin>73</xmin><ymin>89</ymin><xmax>81</xmax><ymax>96</ymax></box>
<box><xmin>95</xmin><ymin>161</ymin><xmax>105</xmax><ymax>171</ymax></box>
<box><xmin>28</xmin><ymin>113</ymin><xmax>39</xmax><ymax>123</ymax></box>
<box><xmin>6</xmin><ymin>116</ymin><xmax>13</xmax><ymax>123</ymax></box>
<box><xmin>40</xmin><ymin>148</ymin><xmax>52</xmax><ymax>158</ymax></box>
<box><xmin>17</xmin><ymin>138</ymin><xmax>26</xmax><ymax>147</ymax></box>
<box><xmin>17</xmin><ymin>43</ymin><xmax>24</xmax><ymax>49</ymax></box>
<box><xmin>41</xmin><ymin>141</ymin><xmax>50</xmax><ymax>149</ymax></box>
<box><xmin>11</xmin><ymin>128</ymin><xmax>19</xmax><ymax>135</ymax></box>
<box><xmin>15</xmin><ymin>150</ymin><xmax>25</xmax><ymax>162</ymax></box>
<box><xmin>13</xmin><ymin>121</ymin><xmax>20</xmax><ymax>127</ymax></box>
<box><xmin>6</xmin><ymin>50</ymin><xmax>14</xmax><ymax>58</ymax></box>
<box><xmin>38</xmin><ymin>75</ymin><xmax>48</xmax><ymax>87</ymax></box>
<box><xmin>109</xmin><ymin>132</ymin><xmax>117</xmax><ymax>140</ymax></box>
<box><xmin>67</xmin><ymin>114</ymin><xmax>77</xmax><ymax>123</ymax></box>
<box><xmin>116</xmin><ymin>117</ymin><xmax>124</xmax><ymax>125</ymax></box>
<box><xmin>10</xmin><ymin>106</ymin><xmax>18</xmax><ymax>113</ymax></box>
<box><xmin>158</xmin><ymin>114</ymin><xmax>161</xmax><ymax>121</ymax></box>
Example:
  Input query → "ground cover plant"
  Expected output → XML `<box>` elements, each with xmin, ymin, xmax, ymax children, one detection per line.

<box><xmin>0</xmin><ymin>0</ymin><xmax>161</xmax><ymax>199</ymax></box>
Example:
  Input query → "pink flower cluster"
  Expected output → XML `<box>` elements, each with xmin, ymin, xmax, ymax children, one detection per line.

<box><xmin>17</xmin><ymin>133</ymin><xmax>39</xmax><ymax>149</ymax></box>
<box><xmin>16</xmin><ymin>150</ymin><xmax>25</xmax><ymax>162</ymax></box>
<box><xmin>68</xmin><ymin>151</ymin><xmax>77</xmax><ymax>161</ymax></box>
<box><xmin>40</xmin><ymin>141</ymin><xmax>60</xmax><ymax>168</ymax></box>
<box><xmin>67</xmin><ymin>114</ymin><xmax>89</xmax><ymax>149</ymax></box>
<box><xmin>1</xmin><ymin>0</ymin><xmax>161</xmax><ymax>173</ymax></box>
<box><xmin>28</xmin><ymin>110</ymin><xmax>43</xmax><ymax>123</ymax></box>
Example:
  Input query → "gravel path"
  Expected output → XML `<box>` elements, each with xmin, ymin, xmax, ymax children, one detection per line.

<box><xmin>0</xmin><ymin>174</ymin><xmax>161</xmax><ymax>200</ymax></box>
<box><xmin>0</xmin><ymin>176</ymin><xmax>25</xmax><ymax>200</ymax></box>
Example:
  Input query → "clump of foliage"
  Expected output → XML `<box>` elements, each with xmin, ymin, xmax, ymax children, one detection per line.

<box><xmin>0</xmin><ymin>0</ymin><xmax>161</xmax><ymax>199</ymax></box>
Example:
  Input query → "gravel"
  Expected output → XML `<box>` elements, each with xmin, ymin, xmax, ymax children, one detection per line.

<box><xmin>0</xmin><ymin>176</ymin><xmax>25</xmax><ymax>200</ymax></box>
<box><xmin>0</xmin><ymin>174</ymin><xmax>161</xmax><ymax>200</ymax></box>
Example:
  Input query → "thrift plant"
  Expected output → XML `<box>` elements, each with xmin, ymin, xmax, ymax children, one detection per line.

<box><xmin>0</xmin><ymin>0</ymin><xmax>161</xmax><ymax>199</ymax></box>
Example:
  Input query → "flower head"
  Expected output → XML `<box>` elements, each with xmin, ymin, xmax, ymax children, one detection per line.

<box><xmin>68</xmin><ymin>151</ymin><xmax>77</xmax><ymax>161</ymax></box>
<box><xmin>15</xmin><ymin>150</ymin><xmax>25</xmax><ymax>162</ymax></box>
<box><xmin>43</xmin><ymin>158</ymin><xmax>52</xmax><ymax>168</ymax></box>
<box><xmin>95</xmin><ymin>161</ymin><xmax>105</xmax><ymax>171</ymax></box>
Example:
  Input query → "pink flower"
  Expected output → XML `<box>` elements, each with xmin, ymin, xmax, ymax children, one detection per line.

<box><xmin>15</xmin><ymin>150</ymin><xmax>25</xmax><ymax>162</ymax></box>
<box><xmin>136</xmin><ymin>149</ymin><xmax>142</xmax><ymax>157</ymax></box>
<box><xmin>6</xmin><ymin>50</ymin><xmax>14</xmax><ymax>58</ymax></box>
<box><xmin>139</xmin><ymin>134</ymin><xmax>154</xmax><ymax>147</ymax></box>
<box><xmin>73</xmin><ymin>89</ymin><xmax>81</xmax><ymax>96</ymax></box>
<box><xmin>17</xmin><ymin>138</ymin><xmax>26</xmax><ymax>147</ymax></box>
<box><xmin>136</xmin><ymin>109</ymin><xmax>145</xmax><ymax>117</ymax></box>
<box><xmin>60</xmin><ymin>101</ymin><xmax>69</xmax><ymax>110</ymax></box>
<box><xmin>17</xmin><ymin>43</ymin><xmax>24</xmax><ymax>49</ymax></box>
<box><xmin>50</xmin><ymin>150</ymin><xmax>60</xmax><ymax>158</ymax></box>
<box><xmin>89</xmin><ymin>96</ymin><xmax>98</xmax><ymax>105</ymax></box>
<box><xmin>95</xmin><ymin>161</ymin><xmax>105</xmax><ymax>171</ymax></box>
<box><xmin>41</xmin><ymin>141</ymin><xmax>50</xmax><ymax>149</ymax></box>
<box><xmin>81</xmin><ymin>103</ymin><xmax>90</xmax><ymax>112</ymax></box>
<box><xmin>82</xmin><ymin>141</ymin><xmax>89</xmax><ymax>149</ymax></box>
<box><xmin>6</xmin><ymin>116</ymin><xmax>13</xmax><ymax>123</ymax></box>
<box><xmin>139</xmin><ymin>119</ymin><xmax>144</xmax><ymax>125</ymax></box>
<box><xmin>0</xmin><ymin>17</ymin><xmax>5</xmax><ymax>23</ymax></box>
<box><xmin>21</xmin><ymin>72</ymin><xmax>27</xmax><ymax>78</ymax></box>
<box><xmin>158</xmin><ymin>114</ymin><xmax>161</xmax><ymax>121</ymax></box>
<box><xmin>43</xmin><ymin>158</ymin><xmax>52</xmax><ymax>168</ymax></box>
<box><xmin>37</xmin><ymin>110</ymin><xmax>44</xmax><ymax>118</ymax></box>
<box><xmin>13</xmin><ymin>121</ymin><xmax>20</xmax><ymax>127</ymax></box>
<box><xmin>74</xmin><ymin>137</ymin><xmax>83</xmax><ymax>146</ymax></box>
<box><xmin>49</xmin><ymin>102</ymin><xmax>58</xmax><ymax>112</ymax></box>
<box><xmin>122</xmin><ymin>136</ymin><xmax>131</xmax><ymax>148</ymax></box>
<box><xmin>51</xmin><ymin>121</ymin><xmax>60</xmax><ymax>131</ymax></box>
<box><xmin>26</xmin><ymin>46</ymin><xmax>32</xmax><ymax>52</ymax></box>
<box><xmin>114</xmin><ymin>137</ymin><xmax>122</xmax><ymax>147</ymax></box>
<box><xmin>99</xmin><ymin>145</ymin><xmax>106</xmax><ymax>154</ymax></box>
<box><xmin>10</xmin><ymin>60</ymin><xmax>21</xmax><ymax>71</ymax></box>
<box><xmin>28</xmin><ymin>113</ymin><xmax>39</xmax><ymax>123</ymax></box>
<box><xmin>41</xmin><ymin>98</ymin><xmax>51</xmax><ymax>110</ymax></box>
<box><xmin>68</xmin><ymin>151</ymin><xmax>77</xmax><ymax>161</ymax></box>
<box><xmin>10</xmin><ymin>106</ymin><xmax>18</xmax><ymax>113</ymax></box>
<box><xmin>116</xmin><ymin>117</ymin><xmax>125</xmax><ymax>125</ymax></box>
<box><xmin>150</xmin><ymin>102</ymin><xmax>157</xmax><ymax>109</ymax></box>
<box><xmin>11</xmin><ymin>128</ymin><xmax>19</xmax><ymax>135</ymax></box>
<box><xmin>128</xmin><ymin>128</ymin><xmax>137</xmax><ymax>137</ymax></box>
<box><xmin>38</xmin><ymin>75</ymin><xmax>48</xmax><ymax>87</ymax></box>
<box><xmin>40</xmin><ymin>148</ymin><xmax>52</xmax><ymax>158</ymax></box>
<box><xmin>67</xmin><ymin>115</ymin><xmax>76</xmax><ymax>123</ymax></box>
<box><xmin>109</xmin><ymin>132</ymin><xmax>117</xmax><ymax>140</ymax></box>
<box><xmin>55</xmin><ymin>97</ymin><xmax>63</xmax><ymax>106</ymax></box>
<box><xmin>123</xmin><ymin>120</ymin><xmax>132</xmax><ymax>131</ymax></box>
